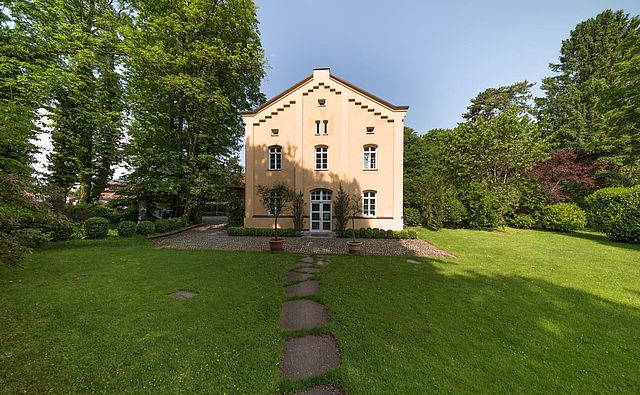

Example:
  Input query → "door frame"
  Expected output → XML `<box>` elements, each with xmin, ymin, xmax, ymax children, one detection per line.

<box><xmin>309</xmin><ymin>189</ymin><xmax>332</xmax><ymax>233</ymax></box>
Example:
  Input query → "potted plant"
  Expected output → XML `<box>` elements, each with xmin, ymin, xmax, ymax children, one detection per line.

<box><xmin>346</xmin><ymin>196</ymin><xmax>363</xmax><ymax>254</ymax></box>
<box><xmin>257</xmin><ymin>182</ymin><xmax>293</xmax><ymax>251</ymax></box>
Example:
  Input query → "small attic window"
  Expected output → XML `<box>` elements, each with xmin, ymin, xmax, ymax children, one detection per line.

<box><xmin>271</xmin><ymin>129</ymin><xmax>279</xmax><ymax>136</ymax></box>
<box><xmin>318</xmin><ymin>99</ymin><xmax>326</xmax><ymax>106</ymax></box>
<box><xmin>366</xmin><ymin>127</ymin><xmax>375</xmax><ymax>134</ymax></box>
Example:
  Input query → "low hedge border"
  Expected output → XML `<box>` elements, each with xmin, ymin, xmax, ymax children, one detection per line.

<box><xmin>227</xmin><ymin>227</ymin><xmax>299</xmax><ymax>237</ymax></box>
<box><xmin>147</xmin><ymin>223</ymin><xmax>204</xmax><ymax>239</ymax></box>
<box><xmin>343</xmin><ymin>228</ymin><xmax>417</xmax><ymax>239</ymax></box>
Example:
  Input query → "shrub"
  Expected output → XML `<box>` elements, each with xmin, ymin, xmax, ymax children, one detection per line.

<box><xmin>84</xmin><ymin>217</ymin><xmax>109</xmax><ymax>239</ymax></box>
<box><xmin>227</xmin><ymin>227</ymin><xmax>297</xmax><ymax>237</ymax></box>
<box><xmin>541</xmin><ymin>203</ymin><xmax>586</xmax><ymax>232</ymax></box>
<box><xmin>169</xmin><ymin>217</ymin><xmax>187</xmax><ymax>228</ymax></box>
<box><xmin>66</xmin><ymin>203</ymin><xmax>117</xmax><ymax>223</ymax></box>
<box><xmin>154</xmin><ymin>218</ymin><xmax>181</xmax><ymax>233</ymax></box>
<box><xmin>585</xmin><ymin>186</ymin><xmax>640</xmax><ymax>243</ymax></box>
<box><xmin>43</xmin><ymin>214</ymin><xmax>73</xmax><ymax>242</ymax></box>
<box><xmin>333</xmin><ymin>185</ymin><xmax>351</xmax><ymax>236</ymax></box>
<box><xmin>508</xmin><ymin>214</ymin><xmax>537</xmax><ymax>229</ymax></box>
<box><xmin>136</xmin><ymin>221</ymin><xmax>155</xmax><ymax>235</ymax></box>
<box><xmin>227</xmin><ymin>200</ymin><xmax>245</xmax><ymax>227</ymax></box>
<box><xmin>344</xmin><ymin>228</ymin><xmax>355</xmax><ymax>238</ymax></box>
<box><xmin>403</xmin><ymin>207</ymin><xmax>422</xmax><ymax>226</ymax></box>
<box><xmin>386</xmin><ymin>229</ymin><xmax>394</xmax><ymax>238</ymax></box>
<box><xmin>291</xmin><ymin>191</ymin><xmax>305</xmax><ymax>235</ymax></box>
<box><xmin>407</xmin><ymin>229</ymin><xmax>418</xmax><ymax>239</ymax></box>
<box><xmin>372</xmin><ymin>228</ymin><xmax>382</xmax><ymax>238</ymax></box>
<box><xmin>117</xmin><ymin>221</ymin><xmax>137</xmax><ymax>237</ymax></box>
<box><xmin>442</xmin><ymin>192</ymin><xmax>467</xmax><ymax>228</ymax></box>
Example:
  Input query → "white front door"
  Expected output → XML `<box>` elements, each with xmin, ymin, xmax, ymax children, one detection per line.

<box><xmin>310</xmin><ymin>189</ymin><xmax>332</xmax><ymax>232</ymax></box>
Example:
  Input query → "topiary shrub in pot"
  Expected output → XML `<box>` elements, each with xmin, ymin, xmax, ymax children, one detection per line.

<box><xmin>84</xmin><ymin>217</ymin><xmax>109</xmax><ymax>239</ymax></box>
<box><xmin>136</xmin><ymin>220</ymin><xmax>155</xmax><ymax>235</ymax></box>
<box><xmin>117</xmin><ymin>221</ymin><xmax>137</xmax><ymax>237</ymax></box>
<box><xmin>257</xmin><ymin>182</ymin><xmax>293</xmax><ymax>251</ymax></box>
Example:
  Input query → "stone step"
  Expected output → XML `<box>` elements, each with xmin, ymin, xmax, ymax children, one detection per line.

<box><xmin>281</xmin><ymin>300</ymin><xmax>328</xmax><ymax>330</ymax></box>
<box><xmin>284</xmin><ymin>280</ymin><xmax>320</xmax><ymax>297</ymax></box>
<box><xmin>281</xmin><ymin>335</ymin><xmax>341</xmax><ymax>379</ymax></box>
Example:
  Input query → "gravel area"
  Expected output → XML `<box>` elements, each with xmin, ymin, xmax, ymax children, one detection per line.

<box><xmin>151</xmin><ymin>224</ymin><xmax>452</xmax><ymax>257</ymax></box>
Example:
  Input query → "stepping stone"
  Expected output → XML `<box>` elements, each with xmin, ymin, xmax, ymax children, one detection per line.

<box><xmin>316</xmin><ymin>260</ymin><xmax>328</xmax><ymax>267</ymax></box>
<box><xmin>281</xmin><ymin>335</ymin><xmax>341</xmax><ymax>379</ymax></box>
<box><xmin>294</xmin><ymin>385</ymin><xmax>344</xmax><ymax>395</ymax></box>
<box><xmin>296</xmin><ymin>261</ymin><xmax>314</xmax><ymax>268</ymax></box>
<box><xmin>287</xmin><ymin>271</ymin><xmax>313</xmax><ymax>282</ymax></box>
<box><xmin>284</xmin><ymin>280</ymin><xmax>320</xmax><ymax>297</ymax></box>
<box><xmin>300</xmin><ymin>256</ymin><xmax>314</xmax><ymax>263</ymax></box>
<box><xmin>407</xmin><ymin>258</ymin><xmax>422</xmax><ymax>264</ymax></box>
<box><xmin>281</xmin><ymin>300</ymin><xmax>328</xmax><ymax>330</ymax></box>
<box><xmin>168</xmin><ymin>290</ymin><xmax>198</xmax><ymax>299</ymax></box>
<box><xmin>297</xmin><ymin>267</ymin><xmax>321</xmax><ymax>274</ymax></box>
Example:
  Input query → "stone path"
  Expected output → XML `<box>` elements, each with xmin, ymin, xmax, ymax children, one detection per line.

<box><xmin>280</xmin><ymin>256</ymin><xmax>344</xmax><ymax>394</ymax></box>
<box><xmin>152</xmin><ymin>224</ymin><xmax>452</xmax><ymax>257</ymax></box>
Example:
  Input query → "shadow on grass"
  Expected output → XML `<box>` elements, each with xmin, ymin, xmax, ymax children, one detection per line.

<box><xmin>549</xmin><ymin>230</ymin><xmax>640</xmax><ymax>252</ymax></box>
<box><xmin>324</xmin><ymin>256</ymin><xmax>640</xmax><ymax>393</ymax></box>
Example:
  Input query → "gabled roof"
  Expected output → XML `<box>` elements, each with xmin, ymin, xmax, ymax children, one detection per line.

<box><xmin>241</xmin><ymin>69</ymin><xmax>409</xmax><ymax>117</ymax></box>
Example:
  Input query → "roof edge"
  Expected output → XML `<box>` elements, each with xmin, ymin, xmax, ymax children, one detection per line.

<box><xmin>330</xmin><ymin>74</ymin><xmax>409</xmax><ymax>112</ymax></box>
<box><xmin>241</xmin><ymin>75</ymin><xmax>313</xmax><ymax>116</ymax></box>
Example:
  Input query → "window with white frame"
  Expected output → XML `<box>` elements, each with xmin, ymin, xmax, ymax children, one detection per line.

<box><xmin>323</xmin><ymin>120</ymin><xmax>328</xmax><ymax>135</ymax></box>
<box><xmin>363</xmin><ymin>146</ymin><xmax>377</xmax><ymax>170</ymax></box>
<box><xmin>268</xmin><ymin>146</ymin><xmax>282</xmax><ymax>170</ymax></box>
<box><xmin>315</xmin><ymin>120</ymin><xmax>321</xmax><ymax>135</ymax></box>
<box><xmin>315</xmin><ymin>146</ymin><xmax>328</xmax><ymax>170</ymax></box>
<box><xmin>362</xmin><ymin>191</ymin><xmax>376</xmax><ymax>217</ymax></box>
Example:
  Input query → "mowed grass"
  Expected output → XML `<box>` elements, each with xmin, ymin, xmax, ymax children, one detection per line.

<box><xmin>0</xmin><ymin>238</ymin><xmax>292</xmax><ymax>393</ymax></box>
<box><xmin>317</xmin><ymin>228</ymin><xmax>640</xmax><ymax>394</ymax></box>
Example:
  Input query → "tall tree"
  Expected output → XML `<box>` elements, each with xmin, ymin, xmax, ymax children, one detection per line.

<box><xmin>463</xmin><ymin>81</ymin><xmax>534</xmax><ymax>121</ymax></box>
<box><xmin>45</xmin><ymin>0</ymin><xmax>127</xmax><ymax>201</ymax></box>
<box><xmin>537</xmin><ymin>10</ymin><xmax>640</xmax><ymax>154</ymax></box>
<box><xmin>126</xmin><ymin>0</ymin><xmax>265</xmax><ymax>221</ymax></box>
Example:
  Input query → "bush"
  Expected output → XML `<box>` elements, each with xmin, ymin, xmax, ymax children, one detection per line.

<box><xmin>403</xmin><ymin>207</ymin><xmax>422</xmax><ymax>227</ymax></box>
<box><xmin>66</xmin><ymin>203</ymin><xmax>117</xmax><ymax>223</ymax></box>
<box><xmin>386</xmin><ymin>229</ymin><xmax>394</xmax><ymax>238</ymax></box>
<box><xmin>508</xmin><ymin>214</ymin><xmax>537</xmax><ymax>229</ymax></box>
<box><xmin>227</xmin><ymin>227</ymin><xmax>297</xmax><ymax>237</ymax></box>
<box><xmin>154</xmin><ymin>218</ymin><xmax>181</xmax><ymax>233</ymax></box>
<box><xmin>117</xmin><ymin>221</ymin><xmax>137</xmax><ymax>237</ymax></box>
<box><xmin>136</xmin><ymin>221</ymin><xmax>155</xmax><ymax>235</ymax></box>
<box><xmin>169</xmin><ymin>217</ymin><xmax>187</xmax><ymax>228</ymax></box>
<box><xmin>541</xmin><ymin>203</ymin><xmax>586</xmax><ymax>232</ymax></box>
<box><xmin>442</xmin><ymin>191</ymin><xmax>467</xmax><ymax>228</ymax></box>
<box><xmin>339</xmin><ymin>227</ymin><xmax>415</xmax><ymax>239</ymax></box>
<box><xmin>227</xmin><ymin>200</ymin><xmax>245</xmax><ymax>227</ymax></box>
<box><xmin>43</xmin><ymin>214</ymin><xmax>73</xmax><ymax>242</ymax></box>
<box><xmin>585</xmin><ymin>186</ymin><xmax>640</xmax><ymax>243</ymax></box>
<box><xmin>84</xmin><ymin>217</ymin><xmax>109</xmax><ymax>239</ymax></box>
<box><xmin>344</xmin><ymin>228</ymin><xmax>355</xmax><ymax>238</ymax></box>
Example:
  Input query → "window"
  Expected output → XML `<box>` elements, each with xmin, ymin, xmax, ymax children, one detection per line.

<box><xmin>363</xmin><ymin>146</ymin><xmax>377</xmax><ymax>170</ymax></box>
<box><xmin>366</xmin><ymin>126</ymin><xmax>375</xmax><ymax>134</ymax></box>
<box><xmin>362</xmin><ymin>191</ymin><xmax>376</xmax><ymax>217</ymax></box>
<box><xmin>315</xmin><ymin>121</ymin><xmax>320</xmax><ymax>135</ymax></box>
<box><xmin>318</xmin><ymin>98</ymin><xmax>326</xmax><ymax>106</ymax></box>
<box><xmin>323</xmin><ymin>120</ymin><xmax>328</xmax><ymax>135</ymax></box>
<box><xmin>271</xmin><ymin>129</ymin><xmax>279</xmax><ymax>136</ymax></box>
<box><xmin>268</xmin><ymin>146</ymin><xmax>281</xmax><ymax>170</ymax></box>
<box><xmin>315</xmin><ymin>146</ymin><xmax>328</xmax><ymax>170</ymax></box>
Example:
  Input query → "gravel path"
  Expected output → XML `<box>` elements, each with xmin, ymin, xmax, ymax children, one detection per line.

<box><xmin>151</xmin><ymin>224</ymin><xmax>452</xmax><ymax>257</ymax></box>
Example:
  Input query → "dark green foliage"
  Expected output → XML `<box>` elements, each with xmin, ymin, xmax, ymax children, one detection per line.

<box><xmin>341</xmin><ymin>228</ymin><xmax>414</xmax><ymax>239</ymax></box>
<box><xmin>459</xmin><ymin>183</ymin><xmax>508</xmax><ymax>229</ymax></box>
<box><xmin>153</xmin><ymin>218</ymin><xmax>184</xmax><ymax>234</ymax></box>
<box><xmin>136</xmin><ymin>221</ymin><xmax>155</xmax><ymax>235</ymax></box>
<box><xmin>508</xmin><ymin>214</ymin><xmax>537</xmax><ymax>229</ymax></box>
<box><xmin>585</xmin><ymin>186</ymin><xmax>640</xmax><ymax>242</ymax></box>
<box><xmin>227</xmin><ymin>227</ymin><xmax>297</xmax><ymax>237</ymax></box>
<box><xmin>541</xmin><ymin>203</ymin><xmax>587</xmax><ymax>232</ymax></box>
<box><xmin>463</xmin><ymin>81</ymin><xmax>534</xmax><ymax>121</ymax></box>
<box><xmin>65</xmin><ymin>203</ymin><xmax>117</xmax><ymax>223</ymax></box>
<box><xmin>84</xmin><ymin>217</ymin><xmax>110</xmax><ymax>239</ymax></box>
<box><xmin>117</xmin><ymin>221</ymin><xmax>137</xmax><ymax>237</ymax></box>
<box><xmin>257</xmin><ymin>183</ymin><xmax>293</xmax><ymax>240</ymax></box>
<box><xmin>386</xmin><ymin>229</ymin><xmax>395</xmax><ymax>239</ymax></box>
<box><xmin>441</xmin><ymin>191</ymin><xmax>467</xmax><ymax>228</ymax></box>
<box><xmin>333</xmin><ymin>184</ymin><xmax>351</xmax><ymax>236</ymax></box>
<box><xmin>291</xmin><ymin>191</ymin><xmax>305</xmax><ymax>236</ymax></box>
<box><xmin>43</xmin><ymin>215</ymin><xmax>74</xmax><ymax>242</ymax></box>
<box><xmin>227</xmin><ymin>200</ymin><xmax>245</xmax><ymax>227</ymax></box>
<box><xmin>403</xmin><ymin>207</ymin><xmax>422</xmax><ymax>226</ymax></box>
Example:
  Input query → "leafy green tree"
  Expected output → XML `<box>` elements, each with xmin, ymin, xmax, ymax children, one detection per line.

<box><xmin>126</xmin><ymin>0</ymin><xmax>265</xmax><ymax>220</ymax></box>
<box><xmin>463</xmin><ymin>81</ymin><xmax>534</xmax><ymax>121</ymax></box>
<box><xmin>537</xmin><ymin>10</ymin><xmax>640</xmax><ymax>156</ymax></box>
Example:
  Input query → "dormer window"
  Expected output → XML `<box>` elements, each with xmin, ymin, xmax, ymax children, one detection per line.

<box><xmin>271</xmin><ymin>129</ymin><xmax>279</xmax><ymax>136</ymax></box>
<box><xmin>366</xmin><ymin>126</ymin><xmax>375</xmax><ymax>134</ymax></box>
<box><xmin>318</xmin><ymin>99</ymin><xmax>326</xmax><ymax>106</ymax></box>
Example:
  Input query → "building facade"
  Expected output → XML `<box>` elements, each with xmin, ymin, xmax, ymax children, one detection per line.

<box><xmin>241</xmin><ymin>68</ymin><xmax>408</xmax><ymax>232</ymax></box>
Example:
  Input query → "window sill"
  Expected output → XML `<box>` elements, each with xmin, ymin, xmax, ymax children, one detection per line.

<box><xmin>363</xmin><ymin>168</ymin><xmax>378</xmax><ymax>171</ymax></box>
<box><xmin>314</xmin><ymin>169</ymin><xmax>329</xmax><ymax>172</ymax></box>
<box><xmin>268</xmin><ymin>169</ymin><xmax>282</xmax><ymax>172</ymax></box>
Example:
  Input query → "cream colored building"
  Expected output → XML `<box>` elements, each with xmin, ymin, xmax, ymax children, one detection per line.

<box><xmin>241</xmin><ymin>68</ymin><xmax>408</xmax><ymax>232</ymax></box>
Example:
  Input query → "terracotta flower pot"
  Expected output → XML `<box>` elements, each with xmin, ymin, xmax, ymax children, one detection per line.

<box><xmin>347</xmin><ymin>240</ymin><xmax>363</xmax><ymax>254</ymax></box>
<box><xmin>269</xmin><ymin>238</ymin><xmax>284</xmax><ymax>251</ymax></box>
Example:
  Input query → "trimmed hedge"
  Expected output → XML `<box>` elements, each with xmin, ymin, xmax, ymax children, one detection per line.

<box><xmin>343</xmin><ymin>228</ymin><xmax>417</xmax><ymax>239</ymax></box>
<box><xmin>227</xmin><ymin>227</ymin><xmax>298</xmax><ymax>237</ymax></box>
<box><xmin>117</xmin><ymin>221</ymin><xmax>137</xmax><ymax>237</ymax></box>
<box><xmin>84</xmin><ymin>217</ymin><xmax>109</xmax><ymax>239</ymax></box>
<box><xmin>586</xmin><ymin>186</ymin><xmax>640</xmax><ymax>243</ymax></box>
<box><xmin>154</xmin><ymin>217</ymin><xmax>185</xmax><ymax>233</ymax></box>
<box><xmin>508</xmin><ymin>214</ymin><xmax>537</xmax><ymax>229</ymax></box>
<box><xmin>541</xmin><ymin>203</ymin><xmax>586</xmax><ymax>232</ymax></box>
<box><xmin>403</xmin><ymin>207</ymin><xmax>422</xmax><ymax>226</ymax></box>
<box><xmin>136</xmin><ymin>221</ymin><xmax>155</xmax><ymax>235</ymax></box>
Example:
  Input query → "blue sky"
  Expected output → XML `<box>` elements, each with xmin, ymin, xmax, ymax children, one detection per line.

<box><xmin>254</xmin><ymin>0</ymin><xmax>640</xmax><ymax>133</ymax></box>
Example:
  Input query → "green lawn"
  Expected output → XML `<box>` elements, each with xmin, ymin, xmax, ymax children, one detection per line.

<box><xmin>1</xmin><ymin>230</ymin><xmax>639</xmax><ymax>394</ymax></box>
